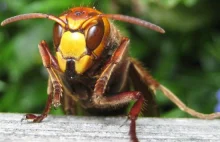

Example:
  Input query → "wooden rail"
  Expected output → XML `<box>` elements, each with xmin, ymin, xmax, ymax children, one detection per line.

<box><xmin>0</xmin><ymin>113</ymin><xmax>220</xmax><ymax>142</ymax></box>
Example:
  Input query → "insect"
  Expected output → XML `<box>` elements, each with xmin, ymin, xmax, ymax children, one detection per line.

<box><xmin>2</xmin><ymin>7</ymin><xmax>220</xmax><ymax>142</ymax></box>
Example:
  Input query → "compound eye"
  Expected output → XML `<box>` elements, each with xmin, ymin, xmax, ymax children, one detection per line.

<box><xmin>86</xmin><ymin>19</ymin><xmax>104</xmax><ymax>51</ymax></box>
<box><xmin>53</xmin><ymin>23</ymin><xmax>63</xmax><ymax>49</ymax></box>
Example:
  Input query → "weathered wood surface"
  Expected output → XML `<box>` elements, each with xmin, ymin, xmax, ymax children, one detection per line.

<box><xmin>0</xmin><ymin>113</ymin><xmax>220</xmax><ymax>142</ymax></box>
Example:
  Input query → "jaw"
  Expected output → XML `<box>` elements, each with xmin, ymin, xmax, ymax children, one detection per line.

<box><xmin>74</xmin><ymin>55</ymin><xmax>94</xmax><ymax>74</ymax></box>
<box><xmin>56</xmin><ymin>51</ymin><xmax>94</xmax><ymax>75</ymax></box>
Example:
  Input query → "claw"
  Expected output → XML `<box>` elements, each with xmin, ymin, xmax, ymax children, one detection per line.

<box><xmin>21</xmin><ymin>114</ymin><xmax>37</xmax><ymax>122</ymax></box>
<box><xmin>21</xmin><ymin>114</ymin><xmax>46</xmax><ymax>123</ymax></box>
<box><xmin>119</xmin><ymin>117</ymin><xmax>129</xmax><ymax>128</ymax></box>
<box><xmin>21</xmin><ymin>115</ymin><xmax>27</xmax><ymax>122</ymax></box>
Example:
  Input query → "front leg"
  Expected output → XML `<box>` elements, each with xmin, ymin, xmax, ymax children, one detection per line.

<box><xmin>25</xmin><ymin>40</ymin><xmax>63</xmax><ymax>122</ymax></box>
<box><xmin>24</xmin><ymin>79</ymin><xmax>53</xmax><ymax>122</ymax></box>
<box><xmin>92</xmin><ymin>37</ymin><xmax>143</xmax><ymax>141</ymax></box>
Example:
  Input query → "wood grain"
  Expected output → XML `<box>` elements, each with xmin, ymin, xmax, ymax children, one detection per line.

<box><xmin>0</xmin><ymin>113</ymin><xmax>220</xmax><ymax>142</ymax></box>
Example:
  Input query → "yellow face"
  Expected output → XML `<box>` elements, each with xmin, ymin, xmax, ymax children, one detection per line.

<box><xmin>56</xmin><ymin>31</ymin><xmax>93</xmax><ymax>74</ymax></box>
<box><xmin>53</xmin><ymin>7</ymin><xmax>110</xmax><ymax>75</ymax></box>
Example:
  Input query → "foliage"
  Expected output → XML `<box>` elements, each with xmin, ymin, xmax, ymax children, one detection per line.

<box><xmin>0</xmin><ymin>0</ymin><xmax>220</xmax><ymax>117</ymax></box>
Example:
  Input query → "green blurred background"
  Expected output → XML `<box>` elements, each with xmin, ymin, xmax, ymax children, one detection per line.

<box><xmin>0</xmin><ymin>0</ymin><xmax>220</xmax><ymax>117</ymax></box>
